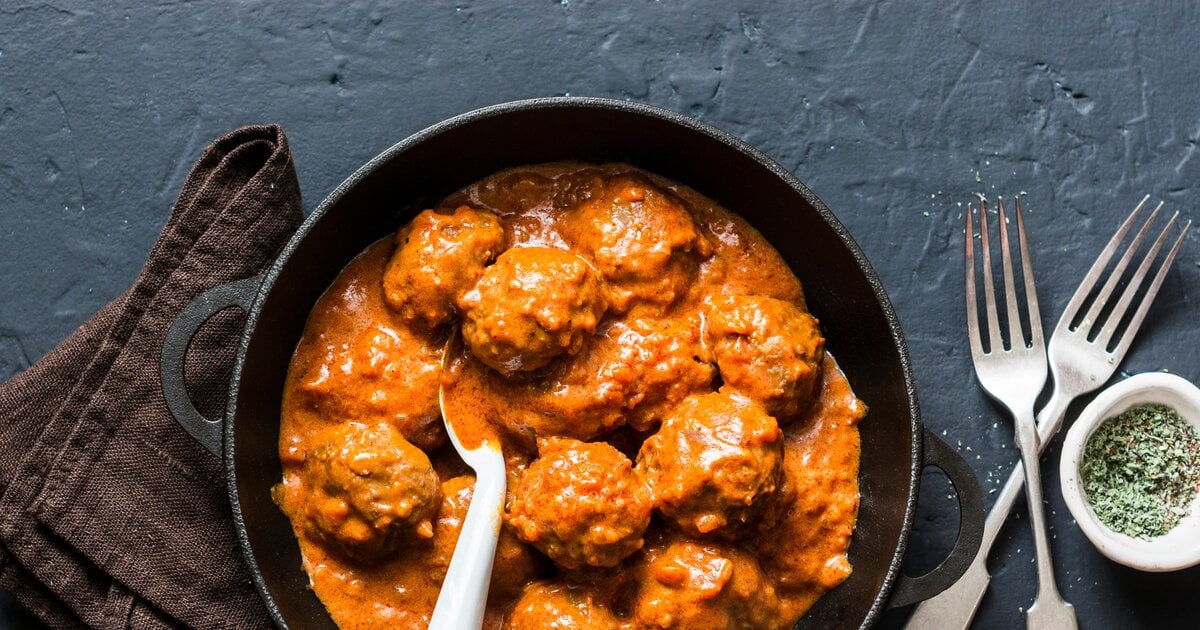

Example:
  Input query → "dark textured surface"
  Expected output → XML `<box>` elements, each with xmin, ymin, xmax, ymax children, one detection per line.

<box><xmin>2</xmin><ymin>1</ymin><xmax>1198</xmax><ymax>628</ymax></box>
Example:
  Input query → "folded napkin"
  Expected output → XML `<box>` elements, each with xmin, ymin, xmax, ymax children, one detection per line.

<box><xmin>0</xmin><ymin>125</ymin><xmax>304</xmax><ymax>628</ymax></box>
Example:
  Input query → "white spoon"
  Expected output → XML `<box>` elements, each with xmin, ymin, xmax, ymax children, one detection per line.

<box><xmin>428</xmin><ymin>331</ymin><xmax>507</xmax><ymax>630</ymax></box>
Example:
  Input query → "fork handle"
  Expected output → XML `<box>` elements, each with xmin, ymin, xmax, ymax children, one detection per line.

<box><xmin>1010</xmin><ymin>405</ymin><xmax>1067</xmax><ymax>602</ymax></box>
<box><xmin>905</xmin><ymin>389</ymin><xmax>1072</xmax><ymax>629</ymax></box>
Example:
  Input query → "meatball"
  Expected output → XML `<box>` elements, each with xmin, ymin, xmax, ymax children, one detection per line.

<box><xmin>459</xmin><ymin>246</ymin><xmax>608</xmax><ymax>374</ymax></box>
<box><xmin>637</xmin><ymin>392</ymin><xmax>783</xmax><ymax>537</ymax></box>
<box><xmin>562</xmin><ymin>174</ymin><xmax>712</xmax><ymax>313</ymax></box>
<box><xmin>631</xmin><ymin>539</ymin><xmax>784</xmax><ymax>630</ymax></box>
<box><xmin>300</xmin><ymin>422</ymin><xmax>440</xmax><ymax>562</ymax></box>
<box><xmin>508</xmin><ymin>437</ymin><xmax>653</xmax><ymax>569</ymax></box>
<box><xmin>296</xmin><ymin>320</ymin><xmax>444</xmax><ymax>449</ymax></box>
<box><xmin>426</xmin><ymin>475</ymin><xmax>546</xmax><ymax>601</ymax></box>
<box><xmin>504</xmin><ymin>581</ymin><xmax>626</xmax><ymax>630</ymax></box>
<box><xmin>383</xmin><ymin>206</ymin><xmax>506</xmax><ymax>328</ymax></box>
<box><xmin>490</xmin><ymin>315</ymin><xmax>715</xmax><ymax>442</ymax></box>
<box><xmin>707</xmin><ymin>294</ymin><xmax>825</xmax><ymax>419</ymax></box>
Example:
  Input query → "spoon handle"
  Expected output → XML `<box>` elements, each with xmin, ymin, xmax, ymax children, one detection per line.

<box><xmin>428</xmin><ymin>453</ymin><xmax>507</xmax><ymax>630</ymax></box>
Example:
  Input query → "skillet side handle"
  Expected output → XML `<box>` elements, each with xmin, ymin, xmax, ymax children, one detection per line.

<box><xmin>159</xmin><ymin>275</ymin><xmax>263</xmax><ymax>457</ymax></box>
<box><xmin>886</xmin><ymin>428</ymin><xmax>985</xmax><ymax>609</ymax></box>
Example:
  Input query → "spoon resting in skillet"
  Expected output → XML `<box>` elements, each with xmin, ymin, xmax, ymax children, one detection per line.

<box><xmin>429</xmin><ymin>330</ymin><xmax>506</xmax><ymax>630</ymax></box>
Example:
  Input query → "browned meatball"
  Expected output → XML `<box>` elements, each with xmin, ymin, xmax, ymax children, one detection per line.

<box><xmin>504</xmin><ymin>581</ymin><xmax>626</xmax><ymax>630</ymax></box>
<box><xmin>707</xmin><ymin>294</ymin><xmax>825</xmax><ymax>419</ymax></box>
<box><xmin>637</xmin><ymin>392</ymin><xmax>783</xmax><ymax>537</ymax></box>
<box><xmin>631</xmin><ymin>539</ymin><xmax>784</xmax><ymax>630</ymax></box>
<box><xmin>300</xmin><ymin>422</ymin><xmax>440</xmax><ymax>562</ymax></box>
<box><xmin>491</xmin><ymin>315</ymin><xmax>715</xmax><ymax>442</ymax></box>
<box><xmin>508</xmin><ymin>437</ymin><xmax>653</xmax><ymax>569</ymax></box>
<box><xmin>459</xmin><ymin>246</ymin><xmax>608</xmax><ymax>374</ymax></box>
<box><xmin>296</xmin><ymin>320</ymin><xmax>445</xmax><ymax>450</ymax></box>
<box><xmin>383</xmin><ymin>206</ymin><xmax>506</xmax><ymax>328</ymax></box>
<box><xmin>562</xmin><ymin>174</ymin><xmax>711</xmax><ymax>313</ymax></box>
<box><xmin>425</xmin><ymin>475</ymin><xmax>546</xmax><ymax>601</ymax></box>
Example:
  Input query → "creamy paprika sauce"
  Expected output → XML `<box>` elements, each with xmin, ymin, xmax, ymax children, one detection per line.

<box><xmin>273</xmin><ymin>162</ymin><xmax>864</xmax><ymax>629</ymax></box>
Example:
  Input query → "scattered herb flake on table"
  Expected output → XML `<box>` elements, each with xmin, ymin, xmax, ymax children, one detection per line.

<box><xmin>1080</xmin><ymin>403</ymin><xmax>1200</xmax><ymax>539</ymax></box>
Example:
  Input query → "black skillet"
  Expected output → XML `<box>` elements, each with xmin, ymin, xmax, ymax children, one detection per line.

<box><xmin>160</xmin><ymin>97</ymin><xmax>984</xmax><ymax>628</ymax></box>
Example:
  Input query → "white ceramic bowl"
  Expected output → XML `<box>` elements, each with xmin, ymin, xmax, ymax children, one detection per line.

<box><xmin>1060</xmin><ymin>372</ymin><xmax>1200</xmax><ymax>571</ymax></box>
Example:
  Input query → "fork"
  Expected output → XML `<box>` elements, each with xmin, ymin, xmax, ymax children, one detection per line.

<box><xmin>906</xmin><ymin>196</ymin><xmax>1191</xmax><ymax>629</ymax></box>
<box><xmin>962</xmin><ymin>197</ymin><xmax>1076</xmax><ymax>629</ymax></box>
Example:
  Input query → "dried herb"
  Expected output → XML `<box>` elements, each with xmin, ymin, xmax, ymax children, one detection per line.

<box><xmin>1080</xmin><ymin>403</ymin><xmax>1200</xmax><ymax>539</ymax></box>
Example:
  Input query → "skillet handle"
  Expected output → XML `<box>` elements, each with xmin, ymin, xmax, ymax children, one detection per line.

<box><xmin>886</xmin><ymin>428</ymin><xmax>985</xmax><ymax>609</ymax></box>
<box><xmin>159</xmin><ymin>275</ymin><xmax>263</xmax><ymax>457</ymax></box>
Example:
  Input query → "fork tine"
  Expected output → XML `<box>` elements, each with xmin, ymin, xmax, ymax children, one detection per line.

<box><xmin>1015</xmin><ymin>198</ymin><xmax>1044</xmax><ymax>348</ymax></box>
<box><xmin>1077</xmin><ymin>201</ymin><xmax>1163</xmax><ymax>335</ymax></box>
<box><xmin>1098</xmin><ymin>214</ymin><xmax>1191</xmax><ymax>351</ymax></box>
<box><xmin>965</xmin><ymin>205</ymin><xmax>985</xmax><ymax>357</ymax></box>
<box><xmin>1096</xmin><ymin>210</ymin><xmax>1176</xmax><ymax>338</ymax></box>
<box><xmin>997</xmin><ymin>198</ymin><xmax>1025</xmax><ymax>349</ymax></box>
<box><xmin>1059</xmin><ymin>195</ymin><xmax>1151</xmax><ymax>333</ymax></box>
<box><xmin>978</xmin><ymin>199</ymin><xmax>1005</xmax><ymax>352</ymax></box>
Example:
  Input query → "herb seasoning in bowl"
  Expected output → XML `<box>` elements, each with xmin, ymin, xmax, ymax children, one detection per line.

<box><xmin>1079</xmin><ymin>404</ymin><xmax>1200</xmax><ymax>539</ymax></box>
<box><xmin>1061</xmin><ymin>372</ymin><xmax>1200</xmax><ymax>571</ymax></box>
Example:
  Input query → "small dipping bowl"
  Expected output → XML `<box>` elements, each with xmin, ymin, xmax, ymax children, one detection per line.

<box><xmin>1060</xmin><ymin>372</ymin><xmax>1200</xmax><ymax>571</ymax></box>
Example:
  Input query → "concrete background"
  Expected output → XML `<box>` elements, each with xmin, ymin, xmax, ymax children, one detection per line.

<box><xmin>3</xmin><ymin>1</ymin><xmax>1200</xmax><ymax>627</ymax></box>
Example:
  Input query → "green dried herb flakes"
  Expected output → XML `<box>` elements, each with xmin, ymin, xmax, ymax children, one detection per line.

<box><xmin>1080</xmin><ymin>404</ymin><xmax>1200</xmax><ymax>539</ymax></box>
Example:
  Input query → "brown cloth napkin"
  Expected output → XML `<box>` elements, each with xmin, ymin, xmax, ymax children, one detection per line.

<box><xmin>0</xmin><ymin>125</ymin><xmax>304</xmax><ymax>628</ymax></box>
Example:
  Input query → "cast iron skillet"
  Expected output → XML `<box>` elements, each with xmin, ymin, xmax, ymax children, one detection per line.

<box><xmin>160</xmin><ymin>97</ymin><xmax>983</xmax><ymax>628</ymax></box>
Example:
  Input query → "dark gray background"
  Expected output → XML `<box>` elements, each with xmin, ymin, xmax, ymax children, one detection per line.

<box><xmin>3</xmin><ymin>1</ymin><xmax>1199</xmax><ymax>628</ymax></box>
